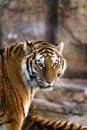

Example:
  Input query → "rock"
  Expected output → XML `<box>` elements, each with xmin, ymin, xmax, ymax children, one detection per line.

<box><xmin>33</xmin><ymin>98</ymin><xmax>67</xmax><ymax>114</ymax></box>
<box><xmin>69</xmin><ymin>114</ymin><xmax>87</xmax><ymax>126</ymax></box>
<box><xmin>73</xmin><ymin>93</ymin><xmax>85</xmax><ymax>103</ymax></box>
<box><xmin>58</xmin><ymin>0</ymin><xmax>87</xmax><ymax>78</ymax></box>
<box><xmin>62</xmin><ymin>101</ymin><xmax>85</xmax><ymax>115</ymax></box>
<box><xmin>32</xmin><ymin>99</ymin><xmax>68</xmax><ymax>120</ymax></box>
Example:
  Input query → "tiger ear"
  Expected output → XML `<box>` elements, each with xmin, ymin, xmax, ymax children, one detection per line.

<box><xmin>55</xmin><ymin>42</ymin><xmax>64</xmax><ymax>54</ymax></box>
<box><xmin>23</xmin><ymin>41</ymin><xmax>34</xmax><ymax>54</ymax></box>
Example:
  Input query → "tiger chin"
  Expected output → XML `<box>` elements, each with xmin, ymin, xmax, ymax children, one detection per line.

<box><xmin>0</xmin><ymin>40</ymin><xmax>66</xmax><ymax>130</ymax></box>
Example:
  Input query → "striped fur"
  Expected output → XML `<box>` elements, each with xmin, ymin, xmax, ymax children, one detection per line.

<box><xmin>0</xmin><ymin>40</ymin><xmax>66</xmax><ymax>130</ymax></box>
<box><xmin>21</xmin><ymin>103</ymin><xmax>87</xmax><ymax>130</ymax></box>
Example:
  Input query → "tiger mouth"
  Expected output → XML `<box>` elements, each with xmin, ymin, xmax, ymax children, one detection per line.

<box><xmin>40</xmin><ymin>85</ymin><xmax>50</xmax><ymax>89</ymax></box>
<box><xmin>36</xmin><ymin>79</ymin><xmax>55</xmax><ymax>89</ymax></box>
<box><xmin>39</xmin><ymin>84</ymin><xmax>55</xmax><ymax>89</ymax></box>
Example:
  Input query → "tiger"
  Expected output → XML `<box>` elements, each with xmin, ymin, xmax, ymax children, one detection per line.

<box><xmin>0</xmin><ymin>40</ymin><xmax>66</xmax><ymax>130</ymax></box>
<box><xmin>0</xmin><ymin>40</ymin><xmax>87</xmax><ymax>130</ymax></box>
<box><xmin>21</xmin><ymin>103</ymin><xmax>87</xmax><ymax>130</ymax></box>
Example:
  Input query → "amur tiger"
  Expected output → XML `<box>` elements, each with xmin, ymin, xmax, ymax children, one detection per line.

<box><xmin>0</xmin><ymin>40</ymin><xmax>86</xmax><ymax>130</ymax></box>
<box><xmin>0</xmin><ymin>40</ymin><xmax>66</xmax><ymax>130</ymax></box>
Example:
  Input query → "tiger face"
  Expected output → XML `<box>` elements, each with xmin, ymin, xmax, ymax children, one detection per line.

<box><xmin>22</xmin><ymin>41</ymin><xmax>66</xmax><ymax>89</ymax></box>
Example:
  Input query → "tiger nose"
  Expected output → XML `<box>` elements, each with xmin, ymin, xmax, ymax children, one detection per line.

<box><xmin>46</xmin><ymin>80</ymin><xmax>53</xmax><ymax>84</ymax></box>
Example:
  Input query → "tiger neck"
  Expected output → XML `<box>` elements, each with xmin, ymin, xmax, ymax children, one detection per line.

<box><xmin>6</xmin><ymin>43</ymin><xmax>37</xmax><ymax>93</ymax></box>
<box><xmin>3</xmin><ymin>43</ymin><xmax>38</xmax><ymax>117</ymax></box>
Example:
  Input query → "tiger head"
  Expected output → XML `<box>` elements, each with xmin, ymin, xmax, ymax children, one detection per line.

<box><xmin>22</xmin><ymin>41</ymin><xmax>66</xmax><ymax>89</ymax></box>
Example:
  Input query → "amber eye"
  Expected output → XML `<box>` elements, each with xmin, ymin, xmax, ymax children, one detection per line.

<box><xmin>53</xmin><ymin>59</ymin><xmax>59</xmax><ymax>67</ymax></box>
<box><xmin>53</xmin><ymin>62</ymin><xmax>58</xmax><ymax>67</ymax></box>
<box><xmin>36</xmin><ymin>60</ymin><xmax>44</xmax><ymax>69</ymax></box>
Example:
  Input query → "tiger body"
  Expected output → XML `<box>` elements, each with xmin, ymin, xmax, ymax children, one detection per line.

<box><xmin>0</xmin><ymin>40</ymin><xmax>66</xmax><ymax>130</ymax></box>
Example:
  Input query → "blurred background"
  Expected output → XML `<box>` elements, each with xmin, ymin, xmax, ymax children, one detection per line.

<box><xmin>0</xmin><ymin>0</ymin><xmax>87</xmax><ymax>125</ymax></box>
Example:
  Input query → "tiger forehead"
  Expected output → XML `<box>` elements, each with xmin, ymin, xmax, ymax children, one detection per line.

<box><xmin>35</xmin><ymin>52</ymin><xmax>58</xmax><ymax>63</ymax></box>
<box><xmin>36</xmin><ymin>47</ymin><xmax>58</xmax><ymax>56</ymax></box>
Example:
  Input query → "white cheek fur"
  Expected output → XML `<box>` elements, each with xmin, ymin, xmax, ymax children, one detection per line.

<box><xmin>52</xmin><ymin>53</ymin><xmax>58</xmax><ymax>63</ymax></box>
<box><xmin>35</xmin><ymin>54</ymin><xmax>44</xmax><ymax>65</ymax></box>
<box><xmin>21</xmin><ymin>58</ymin><xmax>30</xmax><ymax>82</ymax></box>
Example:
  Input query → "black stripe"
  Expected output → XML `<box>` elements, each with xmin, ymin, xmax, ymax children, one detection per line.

<box><xmin>10</xmin><ymin>45</ymin><xmax>14</xmax><ymax>52</ymax></box>
<box><xmin>58</xmin><ymin>121</ymin><xmax>68</xmax><ymax>130</ymax></box>
<box><xmin>27</xmin><ymin>59</ymin><xmax>33</xmax><ymax>79</ymax></box>
<box><xmin>6</xmin><ymin>47</ymin><xmax>9</xmax><ymax>61</ymax></box>
<box><xmin>37</xmin><ymin>47</ymin><xmax>54</xmax><ymax>54</ymax></box>
<box><xmin>26</xmin><ymin>59</ymin><xmax>33</xmax><ymax>77</ymax></box>
<box><xmin>13</xmin><ymin>43</ymin><xmax>20</xmax><ymax>54</ymax></box>
<box><xmin>46</xmin><ymin>47</ymin><xmax>54</xmax><ymax>52</ymax></box>
<box><xmin>9</xmin><ymin>45</ymin><xmax>15</xmax><ymax>57</ymax></box>
<box><xmin>0</xmin><ymin>51</ymin><xmax>4</xmax><ymax>66</ymax></box>
<box><xmin>76</xmin><ymin>126</ymin><xmax>82</xmax><ymax>130</ymax></box>
<box><xmin>30</xmin><ymin>60</ymin><xmax>37</xmax><ymax>80</ymax></box>
<box><xmin>32</xmin><ymin>54</ymin><xmax>36</xmax><ymax>60</ymax></box>
<box><xmin>26</xmin><ymin>59</ymin><xmax>30</xmax><ymax>74</ymax></box>
<box><xmin>0</xmin><ymin>52</ymin><xmax>6</xmax><ymax>118</ymax></box>
<box><xmin>5</xmin><ymin>119</ymin><xmax>16</xmax><ymax>124</ymax></box>
<box><xmin>35</xmin><ymin>41</ymin><xmax>48</xmax><ymax>45</ymax></box>
<box><xmin>1</xmin><ymin>51</ymin><xmax>5</xmax><ymax>104</ymax></box>
<box><xmin>1</xmin><ymin>76</ymin><xmax>6</xmax><ymax>111</ymax></box>
<box><xmin>38</xmin><ymin>48</ymin><xmax>45</xmax><ymax>53</ymax></box>
<box><xmin>36</xmin><ymin>122</ymin><xmax>44</xmax><ymax>130</ymax></box>
<box><xmin>0</xmin><ymin>113</ymin><xmax>5</xmax><ymax>118</ymax></box>
<box><xmin>26</xmin><ymin>59</ymin><xmax>32</xmax><ymax>85</ymax></box>
<box><xmin>34</xmin><ymin>40</ymin><xmax>44</xmax><ymax>44</ymax></box>
<box><xmin>0</xmin><ymin>48</ymin><xmax>4</xmax><ymax>54</ymax></box>
<box><xmin>40</xmin><ymin>51</ymin><xmax>54</xmax><ymax>56</ymax></box>
<box><xmin>68</xmin><ymin>123</ymin><xmax>74</xmax><ymax>130</ymax></box>
<box><xmin>0</xmin><ymin>123</ymin><xmax>3</xmax><ymax>126</ymax></box>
